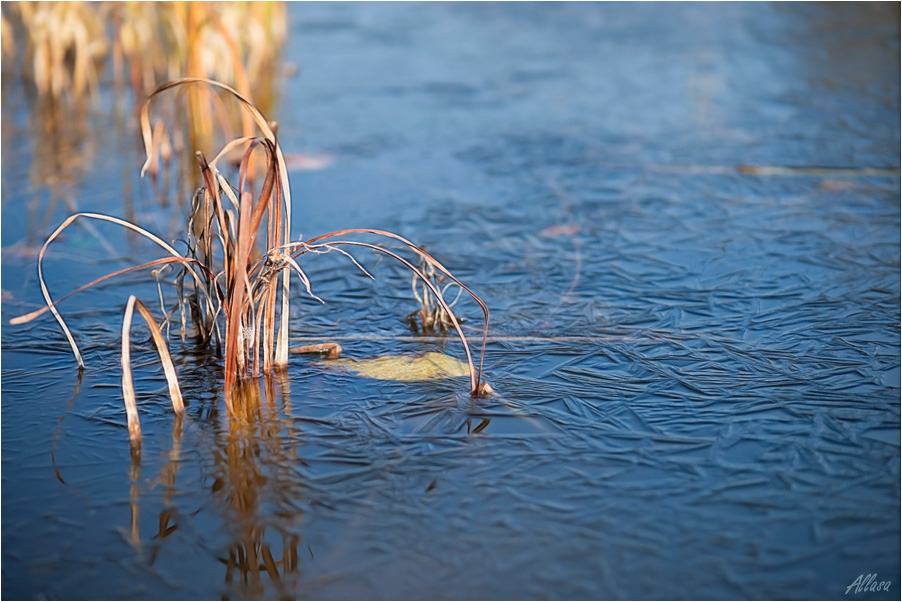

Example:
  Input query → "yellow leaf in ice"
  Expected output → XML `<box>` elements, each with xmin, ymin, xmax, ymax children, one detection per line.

<box><xmin>322</xmin><ymin>352</ymin><xmax>470</xmax><ymax>382</ymax></box>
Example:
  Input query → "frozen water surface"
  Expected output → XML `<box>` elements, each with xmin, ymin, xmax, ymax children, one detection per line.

<box><xmin>2</xmin><ymin>3</ymin><xmax>899</xmax><ymax>599</ymax></box>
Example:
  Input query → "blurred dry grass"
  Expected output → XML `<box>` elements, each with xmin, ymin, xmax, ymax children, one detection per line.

<box><xmin>2</xmin><ymin>2</ymin><xmax>287</xmax><ymax>206</ymax></box>
<box><xmin>3</xmin><ymin>1</ymin><xmax>285</xmax><ymax>109</ymax></box>
<box><xmin>4</xmin><ymin>1</ymin><xmax>107</xmax><ymax>97</ymax></box>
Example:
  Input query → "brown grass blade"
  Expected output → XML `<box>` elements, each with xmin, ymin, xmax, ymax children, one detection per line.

<box><xmin>299</xmin><ymin>239</ymin><xmax>484</xmax><ymax>395</ymax></box>
<box><xmin>236</xmin><ymin>138</ymin><xmax>278</xmax><ymax>253</ymax></box>
<box><xmin>16</xmin><ymin>212</ymin><xmax>216</xmax><ymax>368</ymax></box>
<box><xmin>196</xmin><ymin>150</ymin><xmax>230</xmax><ymax>258</ymax></box>
<box><xmin>293</xmin><ymin>230</ymin><xmax>491</xmax><ymax>394</ymax></box>
<box><xmin>223</xmin><ymin>189</ymin><xmax>255</xmax><ymax>395</ymax></box>
<box><xmin>140</xmin><ymin>77</ymin><xmax>279</xmax><ymax>176</ymax></box>
<box><xmin>132</xmin><ymin>298</ymin><xmax>185</xmax><ymax>416</ymax></box>
<box><xmin>11</xmin><ymin>256</ymin><xmax>214</xmax><ymax>326</ymax></box>
<box><xmin>121</xmin><ymin>297</ymin><xmax>142</xmax><ymax>443</ymax></box>
<box><xmin>121</xmin><ymin>295</ymin><xmax>186</xmax><ymax>444</ymax></box>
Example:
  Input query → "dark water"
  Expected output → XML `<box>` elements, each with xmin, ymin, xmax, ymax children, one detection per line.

<box><xmin>2</xmin><ymin>3</ymin><xmax>900</xmax><ymax>599</ymax></box>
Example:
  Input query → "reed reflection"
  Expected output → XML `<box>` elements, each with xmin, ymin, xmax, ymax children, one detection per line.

<box><xmin>466</xmin><ymin>417</ymin><xmax>491</xmax><ymax>435</ymax></box>
<box><xmin>127</xmin><ymin>370</ymin><xmax>306</xmax><ymax>599</ymax></box>
<box><xmin>25</xmin><ymin>96</ymin><xmax>100</xmax><ymax>246</ymax></box>
<box><xmin>216</xmin><ymin>371</ymin><xmax>305</xmax><ymax>599</ymax></box>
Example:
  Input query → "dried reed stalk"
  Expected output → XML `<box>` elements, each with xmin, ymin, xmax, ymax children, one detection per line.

<box><xmin>121</xmin><ymin>295</ymin><xmax>185</xmax><ymax>444</ymax></box>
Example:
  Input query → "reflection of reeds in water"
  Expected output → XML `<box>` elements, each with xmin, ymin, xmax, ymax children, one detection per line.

<box><xmin>220</xmin><ymin>375</ymin><xmax>302</xmax><ymax>597</ymax></box>
<box><xmin>25</xmin><ymin>95</ymin><xmax>98</xmax><ymax>243</ymax></box>
<box><xmin>127</xmin><ymin>373</ymin><xmax>303</xmax><ymax>598</ymax></box>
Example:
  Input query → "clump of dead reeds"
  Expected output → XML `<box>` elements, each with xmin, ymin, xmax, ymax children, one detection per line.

<box><xmin>406</xmin><ymin>247</ymin><xmax>462</xmax><ymax>334</ymax></box>
<box><xmin>12</xmin><ymin>78</ymin><xmax>491</xmax><ymax>447</ymax></box>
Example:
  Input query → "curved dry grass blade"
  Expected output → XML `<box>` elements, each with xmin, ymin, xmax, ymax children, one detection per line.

<box><xmin>140</xmin><ymin>77</ymin><xmax>277</xmax><ymax>177</ymax></box>
<box><xmin>282</xmin><ymin>255</ymin><xmax>325</xmax><ymax>304</ymax></box>
<box><xmin>237</xmin><ymin>138</ymin><xmax>266</xmax><ymax>197</ymax></box>
<box><xmin>121</xmin><ymin>297</ymin><xmax>142</xmax><ymax>443</ymax></box>
<box><xmin>122</xmin><ymin>295</ymin><xmax>186</xmax><ymax>444</ymax></box>
<box><xmin>280</xmin><ymin>241</ymin><xmax>374</xmax><ymax>280</ymax></box>
<box><xmin>132</xmin><ymin>298</ymin><xmax>185</xmax><ymax>416</ymax></box>
<box><xmin>11</xmin><ymin>256</ymin><xmax>214</xmax><ymax>326</ymax></box>
<box><xmin>293</xmin><ymin>230</ymin><xmax>491</xmax><ymax>393</ymax></box>
<box><xmin>15</xmin><ymin>212</ymin><xmax>216</xmax><ymax>368</ymax></box>
<box><xmin>301</xmin><ymin>240</ymin><xmax>483</xmax><ymax>395</ymax></box>
<box><xmin>207</xmin><ymin>136</ymin><xmax>257</xmax><ymax>170</ymax></box>
<box><xmin>236</xmin><ymin>138</ymin><xmax>278</xmax><ymax>253</ymax></box>
<box><xmin>196</xmin><ymin>151</ymin><xmax>230</xmax><ymax>252</ymax></box>
<box><xmin>229</xmin><ymin>139</ymin><xmax>282</xmax><ymax>378</ymax></box>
